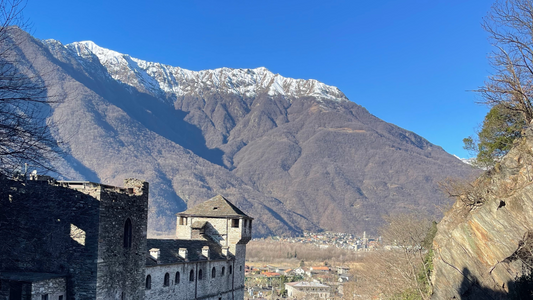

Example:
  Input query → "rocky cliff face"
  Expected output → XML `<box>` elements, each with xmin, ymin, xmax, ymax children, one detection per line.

<box><xmin>431</xmin><ymin>127</ymin><xmax>533</xmax><ymax>299</ymax></box>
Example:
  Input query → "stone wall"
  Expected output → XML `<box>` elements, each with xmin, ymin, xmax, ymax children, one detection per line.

<box><xmin>0</xmin><ymin>179</ymin><xmax>100</xmax><ymax>299</ymax></box>
<box><xmin>177</xmin><ymin>217</ymin><xmax>251</xmax><ymax>255</ymax></box>
<box><xmin>145</xmin><ymin>259</ymin><xmax>237</xmax><ymax>300</ymax></box>
<box><xmin>173</xmin><ymin>215</ymin><xmax>250</xmax><ymax>299</ymax></box>
<box><xmin>232</xmin><ymin>244</ymin><xmax>246</xmax><ymax>293</ymax></box>
<box><xmin>30</xmin><ymin>277</ymin><xmax>66</xmax><ymax>300</ymax></box>
<box><xmin>0</xmin><ymin>177</ymin><xmax>252</xmax><ymax>300</ymax></box>
<box><xmin>94</xmin><ymin>180</ymin><xmax>149</xmax><ymax>300</ymax></box>
<box><xmin>0</xmin><ymin>178</ymin><xmax>148</xmax><ymax>300</ymax></box>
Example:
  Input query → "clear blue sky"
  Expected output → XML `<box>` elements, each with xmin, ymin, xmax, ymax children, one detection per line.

<box><xmin>25</xmin><ymin>0</ymin><xmax>494</xmax><ymax>158</ymax></box>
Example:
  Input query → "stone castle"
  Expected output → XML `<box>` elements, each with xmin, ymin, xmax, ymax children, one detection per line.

<box><xmin>0</xmin><ymin>176</ymin><xmax>252</xmax><ymax>300</ymax></box>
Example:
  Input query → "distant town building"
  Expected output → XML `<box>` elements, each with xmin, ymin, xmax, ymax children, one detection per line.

<box><xmin>336</xmin><ymin>266</ymin><xmax>350</xmax><ymax>275</ymax></box>
<box><xmin>285</xmin><ymin>281</ymin><xmax>331</xmax><ymax>299</ymax></box>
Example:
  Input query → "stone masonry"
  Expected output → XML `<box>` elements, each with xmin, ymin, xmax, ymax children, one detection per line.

<box><xmin>145</xmin><ymin>195</ymin><xmax>253</xmax><ymax>300</ymax></box>
<box><xmin>0</xmin><ymin>177</ymin><xmax>148</xmax><ymax>300</ymax></box>
<box><xmin>0</xmin><ymin>177</ymin><xmax>252</xmax><ymax>300</ymax></box>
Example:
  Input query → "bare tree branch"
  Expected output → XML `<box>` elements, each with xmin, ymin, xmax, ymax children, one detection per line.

<box><xmin>0</xmin><ymin>0</ymin><xmax>62</xmax><ymax>176</ymax></box>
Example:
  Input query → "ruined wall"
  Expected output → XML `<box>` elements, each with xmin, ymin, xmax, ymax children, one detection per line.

<box><xmin>0</xmin><ymin>179</ymin><xmax>100</xmax><ymax>299</ymax></box>
<box><xmin>0</xmin><ymin>178</ymin><xmax>148</xmax><ymax>300</ymax></box>
<box><xmin>431</xmin><ymin>130</ymin><xmax>533</xmax><ymax>299</ymax></box>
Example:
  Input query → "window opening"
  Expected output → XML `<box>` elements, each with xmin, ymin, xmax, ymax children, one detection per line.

<box><xmin>221</xmin><ymin>267</ymin><xmax>225</xmax><ymax>276</ymax></box>
<box><xmin>198</xmin><ymin>269</ymin><xmax>203</xmax><ymax>280</ymax></box>
<box><xmin>175</xmin><ymin>271</ymin><xmax>180</xmax><ymax>284</ymax></box>
<box><xmin>123</xmin><ymin>218</ymin><xmax>132</xmax><ymax>249</ymax></box>
<box><xmin>164</xmin><ymin>273</ymin><xmax>170</xmax><ymax>287</ymax></box>
<box><xmin>189</xmin><ymin>270</ymin><xmax>194</xmax><ymax>282</ymax></box>
<box><xmin>231</xmin><ymin>219</ymin><xmax>239</xmax><ymax>228</ymax></box>
<box><xmin>229</xmin><ymin>265</ymin><xmax>232</xmax><ymax>274</ymax></box>
<box><xmin>212</xmin><ymin>267</ymin><xmax>216</xmax><ymax>278</ymax></box>
<box><xmin>41</xmin><ymin>295</ymin><xmax>48</xmax><ymax>300</ymax></box>
<box><xmin>145</xmin><ymin>275</ymin><xmax>151</xmax><ymax>289</ymax></box>
<box><xmin>179</xmin><ymin>217</ymin><xmax>187</xmax><ymax>225</ymax></box>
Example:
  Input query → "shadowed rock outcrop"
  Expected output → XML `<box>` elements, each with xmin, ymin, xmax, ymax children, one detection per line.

<box><xmin>432</xmin><ymin>126</ymin><xmax>533</xmax><ymax>299</ymax></box>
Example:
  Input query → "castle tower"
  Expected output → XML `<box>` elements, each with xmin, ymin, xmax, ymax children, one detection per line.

<box><xmin>176</xmin><ymin>195</ymin><xmax>253</xmax><ymax>296</ymax></box>
<box><xmin>60</xmin><ymin>179</ymin><xmax>149</xmax><ymax>300</ymax></box>
<box><xmin>176</xmin><ymin>195</ymin><xmax>253</xmax><ymax>249</ymax></box>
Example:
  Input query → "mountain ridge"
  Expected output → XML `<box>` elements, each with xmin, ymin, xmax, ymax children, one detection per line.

<box><xmin>11</xmin><ymin>29</ymin><xmax>475</xmax><ymax>237</ymax></box>
<box><xmin>58</xmin><ymin>40</ymin><xmax>348</xmax><ymax>103</ymax></box>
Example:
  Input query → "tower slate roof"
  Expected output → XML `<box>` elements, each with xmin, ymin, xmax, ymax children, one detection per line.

<box><xmin>177</xmin><ymin>195</ymin><xmax>252</xmax><ymax>219</ymax></box>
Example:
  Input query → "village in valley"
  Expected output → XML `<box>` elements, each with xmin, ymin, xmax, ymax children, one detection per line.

<box><xmin>244</xmin><ymin>231</ymin><xmax>380</xmax><ymax>299</ymax></box>
<box><xmin>271</xmin><ymin>232</ymin><xmax>380</xmax><ymax>251</ymax></box>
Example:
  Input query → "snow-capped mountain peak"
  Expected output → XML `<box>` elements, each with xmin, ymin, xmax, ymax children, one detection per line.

<box><xmin>60</xmin><ymin>40</ymin><xmax>348</xmax><ymax>102</ymax></box>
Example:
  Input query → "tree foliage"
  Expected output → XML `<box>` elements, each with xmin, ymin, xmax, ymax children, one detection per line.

<box><xmin>464</xmin><ymin>104</ymin><xmax>525</xmax><ymax>167</ymax></box>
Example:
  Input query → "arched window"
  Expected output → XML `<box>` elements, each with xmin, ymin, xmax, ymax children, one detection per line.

<box><xmin>123</xmin><ymin>218</ymin><xmax>132</xmax><ymax>249</ymax></box>
<box><xmin>212</xmin><ymin>267</ymin><xmax>216</xmax><ymax>278</ymax></box>
<box><xmin>164</xmin><ymin>273</ymin><xmax>170</xmax><ymax>287</ymax></box>
<box><xmin>189</xmin><ymin>270</ymin><xmax>194</xmax><ymax>282</ymax></box>
<box><xmin>198</xmin><ymin>269</ymin><xmax>203</xmax><ymax>280</ymax></box>
<box><xmin>175</xmin><ymin>272</ymin><xmax>180</xmax><ymax>284</ymax></box>
<box><xmin>221</xmin><ymin>267</ymin><xmax>225</xmax><ymax>276</ymax></box>
<box><xmin>229</xmin><ymin>265</ymin><xmax>232</xmax><ymax>274</ymax></box>
<box><xmin>145</xmin><ymin>275</ymin><xmax>151</xmax><ymax>289</ymax></box>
